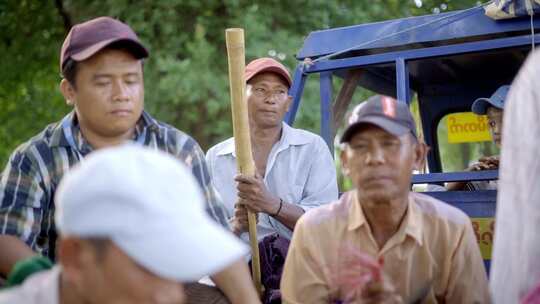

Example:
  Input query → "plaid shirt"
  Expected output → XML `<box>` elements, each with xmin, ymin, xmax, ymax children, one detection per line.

<box><xmin>0</xmin><ymin>111</ymin><xmax>229</xmax><ymax>260</ymax></box>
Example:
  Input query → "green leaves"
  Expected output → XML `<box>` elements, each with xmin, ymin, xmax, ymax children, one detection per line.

<box><xmin>0</xmin><ymin>0</ymin><xmax>478</xmax><ymax>167</ymax></box>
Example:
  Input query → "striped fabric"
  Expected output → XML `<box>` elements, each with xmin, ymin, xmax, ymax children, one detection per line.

<box><xmin>0</xmin><ymin>111</ymin><xmax>229</xmax><ymax>260</ymax></box>
<box><xmin>485</xmin><ymin>0</ymin><xmax>540</xmax><ymax>20</ymax></box>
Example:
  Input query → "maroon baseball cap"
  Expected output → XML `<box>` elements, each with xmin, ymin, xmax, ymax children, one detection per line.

<box><xmin>341</xmin><ymin>95</ymin><xmax>417</xmax><ymax>143</ymax></box>
<box><xmin>245</xmin><ymin>58</ymin><xmax>292</xmax><ymax>87</ymax></box>
<box><xmin>60</xmin><ymin>17</ymin><xmax>149</xmax><ymax>71</ymax></box>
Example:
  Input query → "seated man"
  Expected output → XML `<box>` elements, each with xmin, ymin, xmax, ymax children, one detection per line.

<box><xmin>447</xmin><ymin>85</ymin><xmax>508</xmax><ymax>191</ymax></box>
<box><xmin>206</xmin><ymin>57</ymin><xmax>338</xmax><ymax>301</ymax></box>
<box><xmin>206</xmin><ymin>58</ymin><xmax>338</xmax><ymax>241</ymax></box>
<box><xmin>281</xmin><ymin>96</ymin><xmax>489</xmax><ymax>303</ymax></box>
<box><xmin>0</xmin><ymin>17</ymin><xmax>255</xmax><ymax>302</ymax></box>
<box><xmin>0</xmin><ymin>145</ymin><xmax>251</xmax><ymax>304</ymax></box>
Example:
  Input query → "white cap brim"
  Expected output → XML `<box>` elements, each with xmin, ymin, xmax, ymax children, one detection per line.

<box><xmin>114</xmin><ymin>214</ymin><xmax>248</xmax><ymax>281</ymax></box>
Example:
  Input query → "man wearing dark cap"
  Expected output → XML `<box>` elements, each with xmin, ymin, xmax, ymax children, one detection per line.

<box><xmin>281</xmin><ymin>95</ymin><xmax>489</xmax><ymax>303</ymax></box>
<box><xmin>447</xmin><ymin>85</ymin><xmax>508</xmax><ymax>191</ymax></box>
<box><xmin>206</xmin><ymin>57</ymin><xmax>338</xmax><ymax>241</ymax></box>
<box><xmin>0</xmin><ymin>16</ymin><xmax>259</xmax><ymax>303</ymax></box>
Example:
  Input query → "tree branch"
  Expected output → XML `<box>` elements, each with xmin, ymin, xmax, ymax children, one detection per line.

<box><xmin>55</xmin><ymin>0</ymin><xmax>72</xmax><ymax>32</ymax></box>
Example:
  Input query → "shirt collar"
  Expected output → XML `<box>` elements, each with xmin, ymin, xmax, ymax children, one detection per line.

<box><xmin>347</xmin><ymin>191</ymin><xmax>423</xmax><ymax>246</ymax></box>
<box><xmin>49</xmin><ymin>110</ymin><xmax>159</xmax><ymax>151</ymax></box>
<box><xmin>216</xmin><ymin>138</ymin><xmax>236</xmax><ymax>157</ymax></box>
<box><xmin>403</xmin><ymin>194</ymin><xmax>423</xmax><ymax>246</ymax></box>
<box><xmin>280</xmin><ymin>122</ymin><xmax>311</xmax><ymax>146</ymax></box>
<box><xmin>216</xmin><ymin>122</ymin><xmax>310</xmax><ymax>157</ymax></box>
<box><xmin>48</xmin><ymin>112</ymin><xmax>74</xmax><ymax>148</ymax></box>
<box><xmin>347</xmin><ymin>191</ymin><xmax>366</xmax><ymax>231</ymax></box>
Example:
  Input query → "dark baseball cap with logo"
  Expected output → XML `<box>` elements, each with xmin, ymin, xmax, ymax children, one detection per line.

<box><xmin>60</xmin><ymin>16</ymin><xmax>149</xmax><ymax>72</ymax></box>
<box><xmin>341</xmin><ymin>95</ymin><xmax>417</xmax><ymax>143</ymax></box>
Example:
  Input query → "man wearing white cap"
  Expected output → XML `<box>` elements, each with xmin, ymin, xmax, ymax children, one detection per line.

<box><xmin>0</xmin><ymin>145</ymin><xmax>252</xmax><ymax>304</ymax></box>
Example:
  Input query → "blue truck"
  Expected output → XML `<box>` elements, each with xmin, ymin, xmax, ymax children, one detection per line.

<box><xmin>286</xmin><ymin>3</ymin><xmax>540</xmax><ymax>272</ymax></box>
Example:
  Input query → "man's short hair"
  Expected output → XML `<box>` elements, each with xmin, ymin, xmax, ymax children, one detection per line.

<box><xmin>62</xmin><ymin>59</ymin><xmax>78</xmax><ymax>87</ymax></box>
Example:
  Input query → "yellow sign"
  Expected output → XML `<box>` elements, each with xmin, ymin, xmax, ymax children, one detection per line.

<box><xmin>471</xmin><ymin>217</ymin><xmax>495</xmax><ymax>260</ymax></box>
<box><xmin>447</xmin><ymin>112</ymin><xmax>491</xmax><ymax>143</ymax></box>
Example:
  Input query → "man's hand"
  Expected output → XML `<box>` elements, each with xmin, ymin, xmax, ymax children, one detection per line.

<box><xmin>357</xmin><ymin>278</ymin><xmax>403</xmax><ymax>304</ymax></box>
<box><xmin>229</xmin><ymin>202</ymin><xmax>258</xmax><ymax>236</ymax></box>
<box><xmin>234</xmin><ymin>173</ymin><xmax>280</xmax><ymax>215</ymax></box>
<box><xmin>0</xmin><ymin>235</ymin><xmax>37</xmax><ymax>277</ymax></box>
<box><xmin>468</xmin><ymin>155</ymin><xmax>499</xmax><ymax>171</ymax></box>
<box><xmin>447</xmin><ymin>155</ymin><xmax>500</xmax><ymax>190</ymax></box>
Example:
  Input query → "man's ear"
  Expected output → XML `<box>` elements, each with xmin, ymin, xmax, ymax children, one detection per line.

<box><xmin>285</xmin><ymin>94</ymin><xmax>293</xmax><ymax>112</ymax></box>
<box><xmin>412</xmin><ymin>141</ymin><xmax>430</xmax><ymax>171</ymax></box>
<box><xmin>60</xmin><ymin>79</ymin><xmax>76</xmax><ymax>106</ymax></box>
<box><xmin>340</xmin><ymin>148</ymin><xmax>350</xmax><ymax>177</ymax></box>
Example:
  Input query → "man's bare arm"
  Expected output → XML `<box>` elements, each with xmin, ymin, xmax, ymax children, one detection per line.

<box><xmin>270</xmin><ymin>200</ymin><xmax>304</xmax><ymax>230</ymax></box>
<box><xmin>211</xmin><ymin>259</ymin><xmax>261</xmax><ymax>304</ymax></box>
<box><xmin>0</xmin><ymin>235</ymin><xmax>36</xmax><ymax>277</ymax></box>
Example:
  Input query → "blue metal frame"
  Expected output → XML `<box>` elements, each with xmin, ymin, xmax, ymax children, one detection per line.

<box><xmin>395</xmin><ymin>57</ymin><xmax>410</xmax><ymax>104</ymax></box>
<box><xmin>302</xmin><ymin>34</ymin><xmax>540</xmax><ymax>75</ymax></box>
<box><xmin>319</xmin><ymin>72</ymin><xmax>334</xmax><ymax>150</ymax></box>
<box><xmin>287</xmin><ymin>33</ymin><xmax>540</xmax><ymax>149</ymax></box>
<box><xmin>285</xmin><ymin>65</ymin><xmax>307</xmax><ymax>126</ymax></box>
<box><xmin>412</xmin><ymin>170</ymin><xmax>498</xmax><ymax>184</ymax></box>
<box><xmin>425</xmin><ymin>190</ymin><xmax>496</xmax><ymax>217</ymax></box>
<box><xmin>298</xmin><ymin>6</ymin><xmax>540</xmax><ymax>60</ymax></box>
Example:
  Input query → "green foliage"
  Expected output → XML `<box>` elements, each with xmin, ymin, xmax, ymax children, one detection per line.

<box><xmin>0</xmin><ymin>1</ymin><xmax>69</xmax><ymax>167</ymax></box>
<box><xmin>0</xmin><ymin>0</ymin><xmax>478</xmax><ymax>170</ymax></box>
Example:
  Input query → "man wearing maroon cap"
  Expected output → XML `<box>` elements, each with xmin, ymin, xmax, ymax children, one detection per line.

<box><xmin>281</xmin><ymin>95</ymin><xmax>489</xmax><ymax>303</ymax></box>
<box><xmin>0</xmin><ymin>16</ymin><xmax>259</xmax><ymax>303</ymax></box>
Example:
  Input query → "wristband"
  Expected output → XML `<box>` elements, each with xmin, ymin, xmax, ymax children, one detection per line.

<box><xmin>273</xmin><ymin>198</ymin><xmax>283</xmax><ymax>217</ymax></box>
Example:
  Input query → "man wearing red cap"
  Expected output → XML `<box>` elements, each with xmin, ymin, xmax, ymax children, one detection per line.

<box><xmin>0</xmin><ymin>16</ymin><xmax>259</xmax><ymax>303</ymax></box>
<box><xmin>281</xmin><ymin>96</ymin><xmax>489</xmax><ymax>303</ymax></box>
<box><xmin>207</xmin><ymin>58</ymin><xmax>338</xmax><ymax>241</ymax></box>
<box><xmin>206</xmin><ymin>58</ymin><xmax>338</xmax><ymax>299</ymax></box>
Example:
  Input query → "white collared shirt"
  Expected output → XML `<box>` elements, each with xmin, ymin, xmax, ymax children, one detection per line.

<box><xmin>206</xmin><ymin>123</ymin><xmax>338</xmax><ymax>241</ymax></box>
<box><xmin>0</xmin><ymin>266</ymin><xmax>60</xmax><ymax>304</ymax></box>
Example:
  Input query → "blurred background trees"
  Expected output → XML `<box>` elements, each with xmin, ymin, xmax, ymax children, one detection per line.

<box><xmin>1</xmin><ymin>0</ymin><xmax>480</xmax><ymax>179</ymax></box>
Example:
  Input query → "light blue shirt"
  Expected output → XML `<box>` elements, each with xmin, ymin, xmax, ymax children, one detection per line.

<box><xmin>206</xmin><ymin>123</ymin><xmax>338</xmax><ymax>241</ymax></box>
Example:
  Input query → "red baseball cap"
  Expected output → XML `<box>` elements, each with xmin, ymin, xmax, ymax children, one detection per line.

<box><xmin>245</xmin><ymin>57</ymin><xmax>292</xmax><ymax>87</ymax></box>
<box><xmin>60</xmin><ymin>17</ymin><xmax>149</xmax><ymax>71</ymax></box>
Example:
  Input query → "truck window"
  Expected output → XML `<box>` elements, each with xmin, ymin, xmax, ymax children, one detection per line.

<box><xmin>437</xmin><ymin>112</ymin><xmax>499</xmax><ymax>172</ymax></box>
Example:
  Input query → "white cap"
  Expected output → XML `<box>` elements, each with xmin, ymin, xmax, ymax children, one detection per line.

<box><xmin>55</xmin><ymin>144</ymin><xmax>247</xmax><ymax>281</ymax></box>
